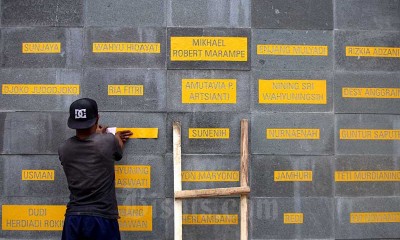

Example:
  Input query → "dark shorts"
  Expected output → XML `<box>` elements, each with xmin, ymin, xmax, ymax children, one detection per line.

<box><xmin>62</xmin><ymin>215</ymin><xmax>121</xmax><ymax>240</ymax></box>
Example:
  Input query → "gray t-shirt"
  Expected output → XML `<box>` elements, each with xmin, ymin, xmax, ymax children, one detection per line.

<box><xmin>58</xmin><ymin>133</ymin><xmax>122</xmax><ymax>219</ymax></box>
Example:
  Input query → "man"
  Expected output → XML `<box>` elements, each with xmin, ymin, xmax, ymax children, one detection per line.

<box><xmin>58</xmin><ymin>98</ymin><xmax>132</xmax><ymax>240</ymax></box>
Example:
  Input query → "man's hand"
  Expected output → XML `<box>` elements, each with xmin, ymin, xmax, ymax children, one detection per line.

<box><xmin>96</xmin><ymin>125</ymin><xmax>108</xmax><ymax>134</ymax></box>
<box><xmin>115</xmin><ymin>130</ymin><xmax>133</xmax><ymax>149</ymax></box>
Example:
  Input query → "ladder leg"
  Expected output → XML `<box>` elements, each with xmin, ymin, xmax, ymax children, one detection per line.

<box><xmin>240</xmin><ymin>119</ymin><xmax>249</xmax><ymax>240</ymax></box>
<box><xmin>173</xmin><ymin>122</ymin><xmax>182</xmax><ymax>240</ymax></box>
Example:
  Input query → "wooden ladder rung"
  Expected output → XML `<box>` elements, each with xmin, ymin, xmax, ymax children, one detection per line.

<box><xmin>175</xmin><ymin>186</ymin><xmax>250</xmax><ymax>199</ymax></box>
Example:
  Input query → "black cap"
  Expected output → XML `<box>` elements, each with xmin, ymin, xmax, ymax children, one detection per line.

<box><xmin>68</xmin><ymin>98</ymin><xmax>98</xmax><ymax>129</ymax></box>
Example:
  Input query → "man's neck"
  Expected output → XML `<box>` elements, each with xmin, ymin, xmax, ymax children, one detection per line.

<box><xmin>76</xmin><ymin>126</ymin><xmax>96</xmax><ymax>140</ymax></box>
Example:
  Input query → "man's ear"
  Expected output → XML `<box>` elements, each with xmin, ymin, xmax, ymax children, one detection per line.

<box><xmin>95</xmin><ymin>116</ymin><xmax>99</xmax><ymax>125</ymax></box>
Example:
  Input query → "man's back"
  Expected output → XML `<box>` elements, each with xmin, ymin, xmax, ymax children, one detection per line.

<box><xmin>59</xmin><ymin>98</ymin><xmax>131</xmax><ymax>240</ymax></box>
<box><xmin>58</xmin><ymin>133</ymin><xmax>122</xmax><ymax>219</ymax></box>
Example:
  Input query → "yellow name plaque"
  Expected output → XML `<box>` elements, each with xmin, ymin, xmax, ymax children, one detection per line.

<box><xmin>346</xmin><ymin>46</ymin><xmax>400</xmax><ymax>58</ymax></box>
<box><xmin>182</xmin><ymin>79</ymin><xmax>236</xmax><ymax>104</ymax></box>
<box><xmin>284</xmin><ymin>213</ymin><xmax>304</xmax><ymax>224</ymax></box>
<box><xmin>22</xmin><ymin>170</ymin><xmax>54</xmax><ymax>181</ymax></box>
<box><xmin>116</xmin><ymin>128</ymin><xmax>158</xmax><ymax>139</ymax></box>
<box><xmin>340</xmin><ymin>129</ymin><xmax>400</xmax><ymax>140</ymax></box>
<box><xmin>274</xmin><ymin>171</ymin><xmax>313</xmax><ymax>182</ymax></box>
<box><xmin>259</xmin><ymin>79</ymin><xmax>326</xmax><ymax>104</ymax></box>
<box><xmin>108</xmin><ymin>85</ymin><xmax>144</xmax><ymax>96</ymax></box>
<box><xmin>342</xmin><ymin>87</ymin><xmax>400</xmax><ymax>99</ymax></box>
<box><xmin>22</xmin><ymin>42</ymin><xmax>61</xmax><ymax>54</ymax></box>
<box><xmin>2</xmin><ymin>205</ymin><xmax>152</xmax><ymax>231</ymax></box>
<box><xmin>257</xmin><ymin>44</ymin><xmax>328</xmax><ymax>56</ymax></box>
<box><xmin>351</xmin><ymin>212</ymin><xmax>400</xmax><ymax>223</ymax></box>
<box><xmin>115</xmin><ymin>165</ymin><xmax>151</xmax><ymax>188</ymax></box>
<box><xmin>335</xmin><ymin>171</ymin><xmax>400</xmax><ymax>182</ymax></box>
<box><xmin>267</xmin><ymin>128</ymin><xmax>320</xmax><ymax>140</ymax></box>
<box><xmin>2</xmin><ymin>205</ymin><xmax>66</xmax><ymax>231</ymax></box>
<box><xmin>170</xmin><ymin>37</ymin><xmax>247</xmax><ymax>61</ymax></box>
<box><xmin>181</xmin><ymin>171</ymin><xmax>239</xmax><ymax>182</ymax></box>
<box><xmin>188</xmin><ymin>128</ymin><xmax>230</xmax><ymax>139</ymax></box>
<box><xmin>183</xmin><ymin>214</ymin><xmax>238</xmax><ymax>225</ymax></box>
<box><xmin>2</xmin><ymin>84</ymin><xmax>80</xmax><ymax>95</ymax></box>
<box><xmin>93</xmin><ymin>43</ymin><xmax>160</xmax><ymax>53</ymax></box>
<box><xmin>118</xmin><ymin>206</ymin><xmax>152</xmax><ymax>231</ymax></box>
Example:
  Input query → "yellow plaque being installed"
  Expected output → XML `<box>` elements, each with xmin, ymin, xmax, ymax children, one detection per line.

<box><xmin>335</xmin><ymin>171</ymin><xmax>400</xmax><ymax>182</ymax></box>
<box><xmin>116</xmin><ymin>128</ymin><xmax>158</xmax><ymax>139</ymax></box>
<box><xmin>340</xmin><ymin>129</ymin><xmax>400</xmax><ymax>140</ymax></box>
<box><xmin>259</xmin><ymin>79</ymin><xmax>327</xmax><ymax>104</ymax></box>
<box><xmin>346</xmin><ymin>46</ymin><xmax>400</xmax><ymax>58</ymax></box>
<box><xmin>181</xmin><ymin>171</ymin><xmax>239</xmax><ymax>182</ymax></box>
<box><xmin>22</xmin><ymin>170</ymin><xmax>54</xmax><ymax>181</ymax></box>
<box><xmin>350</xmin><ymin>212</ymin><xmax>400</xmax><ymax>223</ymax></box>
<box><xmin>22</xmin><ymin>42</ymin><xmax>61</xmax><ymax>54</ymax></box>
<box><xmin>274</xmin><ymin>171</ymin><xmax>313</xmax><ymax>182</ymax></box>
<box><xmin>92</xmin><ymin>43</ymin><xmax>160</xmax><ymax>53</ymax></box>
<box><xmin>118</xmin><ymin>206</ymin><xmax>152</xmax><ymax>231</ymax></box>
<box><xmin>2</xmin><ymin>205</ymin><xmax>66</xmax><ymax>231</ymax></box>
<box><xmin>2</xmin><ymin>84</ymin><xmax>80</xmax><ymax>95</ymax></box>
<box><xmin>182</xmin><ymin>79</ymin><xmax>236</xmax><ymax>104</ymax></box>
<box><xmin>284</xmin><ymin>213</ymin><xmax>304</xmax><ymax>224</ymax></box>
<box><xmin>115</xmin><ymin>165</ymin><xmax>151</xmax><ymax>188</ymax></box>
<box><xmin>170</xmin><ymin>37</ymin><xmax>247</xmax><ymax>61</ymax></box>
<box><xmin>267</xmin><ymin>128</ymin><xmax>320</xmax><ymax>140</ymax></box>
<box><xmin>183</xmin><ymin>214</ymin><xmax>238</xmax><ymax>225</ymax></box>
<box><xmin>257</xmin><ymin>44</ymin><xmax>328</xmax><ymax>56</ymax></box>
<box><xmin>342</xmin><ymin>87</ymin><xmax>400</xmax><ymax>99</ymax></box>
<box><xmin>108</xmin><ymin>85</ymin><xmax>144</xmax><ymax>96</ymax></box>
<box><xmin>188</xmin><ymin>128</ymin><xmax>230</xmax><ymax>139</ymax></box>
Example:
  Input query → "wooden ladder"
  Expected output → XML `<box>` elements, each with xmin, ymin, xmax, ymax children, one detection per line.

<box><xmin>173</xmin><ymin>120</ymin><xmax>250</xmax><ymax>240</ymax></box>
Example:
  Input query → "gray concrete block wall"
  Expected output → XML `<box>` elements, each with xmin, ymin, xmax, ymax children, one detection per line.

<box><xmin>2</xmin><ymin>28</ymin><xmax>83</xmax><ymax>68</ymax></box>
<box><xmin>251</xmin><ymin>197</ymin><xmax>334</xmax><ymax>239</ymax></box>
<box><xmin>0</xmin><ymin>0</ymin><xmax>399</xmax><ymax>239</ymax></box>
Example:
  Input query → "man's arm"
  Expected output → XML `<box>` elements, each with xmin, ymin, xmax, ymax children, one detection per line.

<box><xmin>97</xmin><ymin>125</ymin><xmax>132</xmax><ymax>149</ymax></box>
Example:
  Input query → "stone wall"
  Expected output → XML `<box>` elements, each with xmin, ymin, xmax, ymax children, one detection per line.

<box><xmin>0</xmin><ymin>0</ymin><xmax>399</xmax><ymax>239</ymax></box>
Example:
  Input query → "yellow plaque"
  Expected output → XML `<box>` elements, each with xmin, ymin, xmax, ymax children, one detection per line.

<box><xmin>346</xmin><ymin>46</ymin><xmax>400</xmax><ymax>58</ymax></box>
<box><xmin>182</xmin><ymin>79</ymin><xmax>236</xmax><ymax>104</ymax></box>
<box><xmin>284</xmin><ymin>213</ymin><xmax>304</xmax><ymax>224</ymax></box>
<box><xmin>342</xmin><ymin>87</ymin><xmax>400</xmax><ymax>99</ymax></box>
<box><xmin>22</xmin><ymin>42</ymin><xmax>61</xmax><ymax>54</ymax></box>
<box><xmin>92</xmin><ymin>43</ymin><xmax>160</xmax><ymax>53</ymax></box>
<box><xmin>274</xmin><ymin>171</ymin><xmax>313</xmax><ymax>182</ymax></box>
<box><xmin>335</xmin><ymin>171</ymin><xmax>400</xmax><ymax>182</ymax></box>
<box><xmin>108</xmin><ymin>85</ymin><xmax>144</xmax><ymax>96</ymax></box>
<box><xmin>188</xmin><ymin>128</ymin><xmax>230</xmax><ymax>139</ymax></box>
<box><xmin>257</xmin><ymin>44</ymin><xmax>328</xmax><ymax>56</ymax></box>
<box><xmin>22</xmin><ymin>170</ymin><xmax>54</xmax><ymax>181</ymax></box>
<box><xmin>181</xmin><ymin>171</ymin><xmax>239</xmax><ymax>182</ymax></box>
<box><xmin>2</xmin><ymin>84</ymin><xmax>80</xmax><ymax>95</ymax></box>
<box><xmin>182</xmin><ymin>214</ymin><xmax>238</xmax><ymax>225</ymax></box>
<box><xmin>2</xmin><ymin>205</ymin><xmax>152</xmax><ymax>231</ymax></box>
<box><xmin>266</xmin><ymin>128</ymin><xmax>320</xmax><ymax>140</ymax></box>
<box><xmin>259</xmin><ymin>79</ymin><xmax>327</xmax><ymax>104</ymax></box>
<box><xmin>115</xmin><ymin>165</ymin><xmax>151</xmax><ymax>188</ymax></box>
<box><xmin>116</xmin><ymin>128</ymin><xmax>158</xmax><ymax>139</ymax></box>
<box><xmin>118</xmin><ymin>206</ymin><xmax>152</xmax><ymax>231</ymax></box>
<box><xmin>2</xmin><ymin>205</ymin><xmax>66</xmax><ymax>231</ymax></box>
<box><xmin>340</xmin><ymin>129</ymin><xmax>400</xmax><ymax>140</ymax></box>
<box><xmin>351</xmin><ymin>212</ymin><xmax>400</xmax><ymax>223</ymax></box>
<box><xmin>170</xmin><ymin>37</ymin><xmax>247</xmax><ymax>61</ymax></box>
